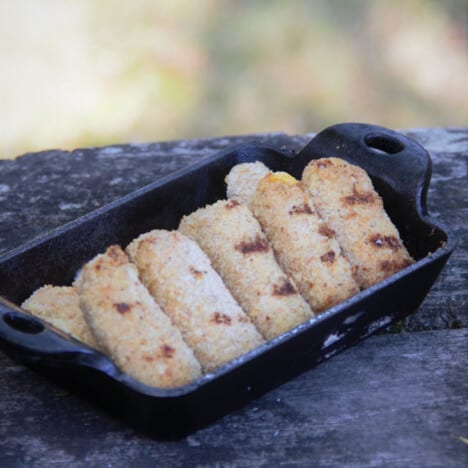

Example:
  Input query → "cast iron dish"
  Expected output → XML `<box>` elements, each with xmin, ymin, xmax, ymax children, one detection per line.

<box><xmin>0</xmin><ymin>123</ymin><xmax>456</xmax><ymax>436</ymax></box>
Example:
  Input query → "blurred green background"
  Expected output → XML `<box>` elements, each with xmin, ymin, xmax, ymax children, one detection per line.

<box><xmin>1</xmin><ymin>0</ymin><xmax>467</xmax><ymax>159</ymax></box>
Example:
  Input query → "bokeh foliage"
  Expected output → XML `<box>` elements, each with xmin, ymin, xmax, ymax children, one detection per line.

<box><xmin>0</xmin><ymin>0</ymin><xmax>466</xmax><ymax>158</ymax></box>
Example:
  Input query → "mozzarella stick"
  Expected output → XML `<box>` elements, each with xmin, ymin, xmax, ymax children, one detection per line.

<box><xmin>126</xmin><ymin>230</ymin><xmax>264</xmax><ymax>371</ymax></box>
<box><xmin>302</xmin><ymin>157</ymin><xmax>414</xmax><ymax>288</ymax></box>
<box><xmin>21</xmin><ymin>285</ymin><xmax>98</xmax><ymax>349</ymax></box>
<box><xmin>179</xmin><ymin>200</ymin><xmax>313</xmax><ymax>340</ymax></box>
<box><xmin>225</xmin><ymin>161</ymin><xmax>271</xmax><ymax>205</ymax></box>
<box><xmin>230</xmin><ymin>170</ymin><xmax>359</xmax><ymax>312</ymax></box>
<box><xmin>74</xmin><ymin>245</ymin><xmax>201</xmax><ymax>388</ymax></box>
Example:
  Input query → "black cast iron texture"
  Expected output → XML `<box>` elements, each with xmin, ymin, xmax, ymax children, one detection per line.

<box><xmin>0</xmin><ymin>123</ymin><xmax>456</xmax><ymax>436</ymax></box>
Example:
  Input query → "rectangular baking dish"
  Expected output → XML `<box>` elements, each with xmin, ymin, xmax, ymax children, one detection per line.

<box><xmin>0</xmin><ymin>123</ymin><xmax>456</xmax><ymax>437</ymax></box>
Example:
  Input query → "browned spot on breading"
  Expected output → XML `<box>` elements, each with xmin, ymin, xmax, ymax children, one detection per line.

<box><xmin>318</xmin><ymin>224</ymin><xmax>336</xmax><ymax>238</ymax></box>
<box><xmin>351</xmin><ymin>265</ymin><xmax>360</xmax><ymax>283</ymax></box>
<box><xmin>114</xmin><ymin>302</ymin><xmax>131</xmax><ymax>314</ymax></box>
<box><xmin>212</xmin><ymin>312</ymin><xmax>232</xmax><ymax>325</ymax></box>
<box><xmin>318</xmin><ymin>296</ymin><xmax>335</xmax><ymax>312</ymax></box>
<box><xmin>320</xmin><ymin>251</ymin><xmax>336</xmax><ymax>263</ymax></box>
<box><xmin>288</xmin><ymin>204</ymin><xmax>313</xmax><ymax>215</ymax></box>
<box><xmin>380</xmin><ymin>260</ymin><xmax>395</xmax><ymax>273</ymax></box>
<box><xmin>235</xmin><ymin>235</ymin><xmax>269</xmax><ymax>254</ymax></box>
<box><xmin>272</xmin><ymin>279</ymin><xmax>296</xmax><ymax>296</ymax></box>
<box><xmin>343</xmin><ymin>187</ymin><xmax>375</xmax><ymax>205</ymax></box>
<box><xmin>402</xmin><ymin>258</ymin><xmax>413</xmax><ymax>268</ymax></box>
<box><xmin>189</xmin><ymin>265</ymin><xmax>206</xmax><ymax>279</ymax></box>
<box><xmin>316</xmin><ymin>159</ymin><xmax>333</xmax><ymax>168</ymax></box>
<box><xmin>369</xmin><ymin>234</ymin><xmax>401</xmax><ymax>251</ymax></box>
<box><xmin>225</xmin><ymin>199</ymin><xmax>240</xmax><ymax>209</ymax></box>
<box><xmin>145</xmin><ymin>236</ymin><xmax>159</xmax><ymax>246</ymax></box>
<box><xmin>143</xmin><ymin>354</ymin><xmax>154</xmax><ymax>362</ymax></box>
<box><xmin>381</xmin><ymin>258</ymin><xmax>413</xmax><ymax>273</ymax></box>
<box><xmin>108</xmin><ymin>245</ymin><xmax>123</xmax><ymax>261</ymax></box>
<box><xmin>161</xmin><ymin>344</ymin><xmax>176</xmax><ymax>358</ymax></box>
<box><xmin>237</xmin><ymin>315</ymin><xmax>250</xmax><ymax>324</ymax></box>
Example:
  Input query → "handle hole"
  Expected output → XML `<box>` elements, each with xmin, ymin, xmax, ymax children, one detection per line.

<box><xmin>364</xmin><ymin>133</ymin><xmax>404</xmax><ymax>155</ymax></box>
<box><xmin>3</xmin><ymin>312</ymin><xmax>44</xmax><ymax>334</ymax></box>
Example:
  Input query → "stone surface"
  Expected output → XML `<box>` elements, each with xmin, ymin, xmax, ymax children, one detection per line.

<box><xmin>0</xmin><ymin>330</ymin><xmax>466</xmax><ymax>467</ymax></box>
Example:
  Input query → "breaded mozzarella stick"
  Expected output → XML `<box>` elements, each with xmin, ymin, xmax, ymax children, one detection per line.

<box><xmin>302</xmin><ymin>157</ymin><xmax>414</xmax><ymax>288</ymax></box>
<box><xmin>22</xmin><ymin>285</ymin><xmax>98</xmax><ymax>349</ymax></box>
<box><xmin>225</xmin><ymin>161</ymin><xmax>271</xmax><ymax>205</ymax></box>
<box><xmin>126</xmin><ymin>230</ymin><xmax>264</xmax><ymax>371</ymax></box>
<box><xmin>232</xmin><ymin>170</ymin><xmax>360</xmax><ymax>312</ymax></box>
<box><xmin>74</xmin><ymin>245</ymin><xmax>201</xmax><ymax>388</ymax></box>
<box><xmin>179</xmin><ymin>200</ymin><xmax>313</xmax><ymax>339</ymax></box>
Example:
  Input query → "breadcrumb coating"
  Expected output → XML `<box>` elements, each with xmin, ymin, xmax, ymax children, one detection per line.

<box><xmin>22</xmin><ymin>285</ymin><xmax>98</xmax><ymax>348</ymax></box>
<box><xmin>74</xmin><ymin>245</ymin><xmax>201</xmax><ymax>388</ymax></box>
<box><xmin>247</xmin><ymin>173</ymin><xmax>360</xmax><ymax>312</ymax></box>
<box><xmin>225</xmin><ymin>161</ymin><xmax>271</xmax><ymax>205</ymax></box>
<box><xmin>21</xmin><ymin>284</ymin><xmax>98</xmax><ymax>349</ymax></box>
<box><xmin>302</xmin><ymin>157</ymin><xmax>414</xmax><ymax>288</ymax></box>
<box><xmin>126</xmin><ymin>230</ymin><xmax>264</xmax><ymax>372</ymax></box>
<box><xmin>179</xmin><ymin>199</ymin><xmax>313</xmax><ymax>339</ymax></box>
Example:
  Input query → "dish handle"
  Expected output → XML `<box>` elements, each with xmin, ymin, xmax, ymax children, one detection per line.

<box><xmin>295</xmin><ymin>122</ymin><xmax>432</xmax><ymax>218</ymax></box>
<box><xmin>0</xmin><ymin>297</ymin><xmax>106</xmax><ymax>368</ymax></box>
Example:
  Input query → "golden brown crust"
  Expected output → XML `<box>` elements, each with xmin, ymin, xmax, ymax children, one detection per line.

<box><xmin>225</xmin><ymin>161</ymin><xmax>271</xmax><ymax>205</ymax></box>
<box><xmin>179</xmin><ymin>200</ymin><xmax>313</xmax><ymax>340</ymax></box>
<box><xmin>302</xmin><ymin>157</ymin><xmax>414</xmax><ymax>288</ymax></box>
<box><xmin>74</xmin><ymin>245</ymin><xmax>202</xmax><ymax>388</ymax></box>
<box><xmin>21</xmin><ymin>285</ymin><xmax>98</xmax><ymax>348</ymax></box>
<box><xmin>247</xmin><ymin>173</ymin><xmax>360</xmax><ymax>312</ymax></box>
<box><xmin>126</xmin><ymin>230</ymin><xmax>264</xmax><ymax>372</ymax></box>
